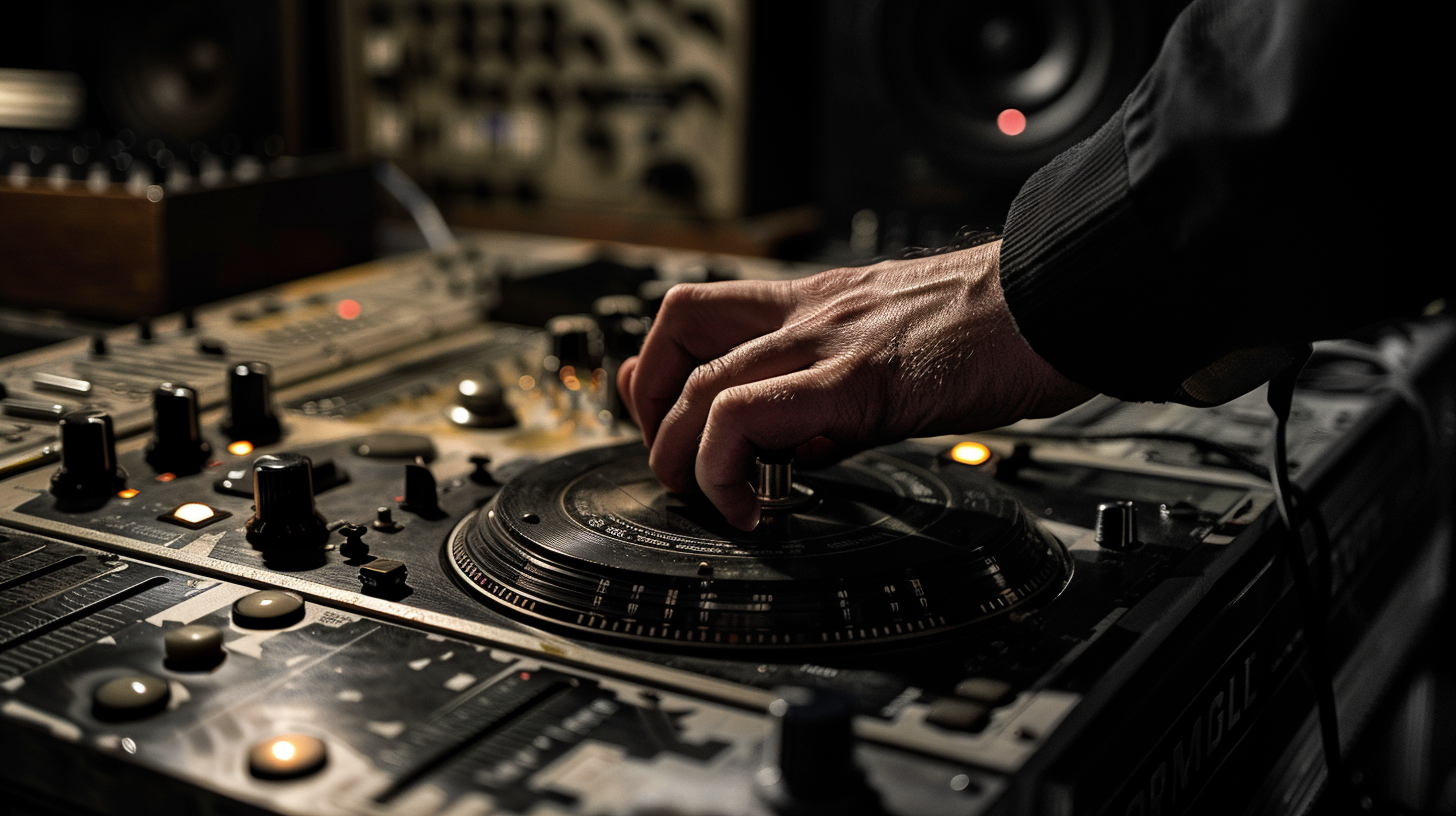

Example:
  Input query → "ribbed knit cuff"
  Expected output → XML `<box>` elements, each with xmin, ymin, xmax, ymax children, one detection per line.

<box><xmin>999</xmin><ymin>102</ymin><xmax>1187</xmax><ymax>402</ymax></box>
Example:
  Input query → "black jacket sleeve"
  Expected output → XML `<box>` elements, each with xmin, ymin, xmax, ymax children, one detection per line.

<box><xmin>999</xmin><ymin>0</ymin><xmax>1440</xmax><ymax>404</ymax></box>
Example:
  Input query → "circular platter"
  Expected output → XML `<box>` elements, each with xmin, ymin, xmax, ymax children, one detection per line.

<box><xmin>448</xmin><ymin>442</ymin><xmax>1073</xmax><ymax>651</ymax></box>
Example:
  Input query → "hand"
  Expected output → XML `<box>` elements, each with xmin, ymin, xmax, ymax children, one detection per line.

<box><xmin>616</xmin><ymin>240</ymin><xmax>1095</xmax><ymax>530</ymax></box>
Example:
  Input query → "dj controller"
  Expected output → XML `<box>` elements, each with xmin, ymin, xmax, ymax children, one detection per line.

<box><xmin>0</xmin><ymin>233</ymin><xmax>1451</xmax><ymax>816</ymax></box>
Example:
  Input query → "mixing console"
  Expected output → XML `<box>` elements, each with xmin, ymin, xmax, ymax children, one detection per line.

<box><xmin>0</xmin><ymin>233</ymin><xmax>1451</xmax><ymax>816</ymax></box>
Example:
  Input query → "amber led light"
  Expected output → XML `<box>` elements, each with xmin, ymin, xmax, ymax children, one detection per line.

<box><xmin>949</xmin><ymin>441</ymin><xmax>993</xmax><ymax>466</ymax></box>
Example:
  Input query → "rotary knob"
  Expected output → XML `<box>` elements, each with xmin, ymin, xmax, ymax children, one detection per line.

<box><xmin>758</xmin><ymin>687</ymin><xmax>879</xmax><ymax>813</ymax></box>
<box><xmin>222</xmin><ymin>361</ymin><xmax>282</xmax><ymax>445</ymax></box>
<box><xmin>593</xmin><ymin>295</ymin><xmax>647</xmax><ymax>361</ymax></box>
<box><xmin>50</xmin><ymin>410</ymin><xmax>127</xmax><ymax>507</ymax></box>
<box><xmin>1095</xmin><ymin>500</ymin><xmax>1138</xmax><ymax>550</ymax></box>
<box><xmin>244</xmin><ymin>453</ymin><xmax>329</xmax><ymax>549</ymax></box>
<box><xmin>145</xmin><ymin>383</ymin><xmax>212</xmax><ymax>475</ymax></box>
<box><xmin>546</xmin><ymin>314</ymin><xmax>601</xmax><ymax>374</ymax></box>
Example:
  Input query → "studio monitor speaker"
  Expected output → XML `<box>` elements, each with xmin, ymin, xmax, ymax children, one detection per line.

<box><xmin>818</xmin><ymin>0</ymin><xmax>1185</xmax><ymax>257</ymax></box>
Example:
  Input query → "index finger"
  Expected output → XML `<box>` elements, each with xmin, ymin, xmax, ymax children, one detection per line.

<box><xmin>627</xmin><ymin>280</ymin><xmax>796</xmax><ymax>446</ymax></box>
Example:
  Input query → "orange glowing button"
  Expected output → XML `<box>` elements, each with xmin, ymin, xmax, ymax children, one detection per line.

<box><xmin>950</xmin><ymin>441</ymin><xmax>993</xmax><ymax>466</ymax></box>
<box><xmin>155</xmin><ymin>473</ymin><xmax>177</xmax><ymax>483</ymax></box>
<box><xmin>117</xmin><ymin>488</ymin><xmax>141</xmax><ymax>499</ymax></box>
<box><xmin>159</xmin><ymin>502</ymin><xmax>232</xmax><ymax>530</ymax></box>
<box><xmin>227</xmin><ymin>441</ymin><xmax>254</xmax><ymax>456</ymax></box>
<box><xmin>336</xmin><ymin>298</ymin><xmax>362</xmax><ymax>320</ymax></box>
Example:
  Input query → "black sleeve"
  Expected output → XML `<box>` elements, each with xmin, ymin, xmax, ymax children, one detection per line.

<box><xmin>999</xmin><ymin>0</ymin><xmax>1440</xmax><ymax>404</ymax></box>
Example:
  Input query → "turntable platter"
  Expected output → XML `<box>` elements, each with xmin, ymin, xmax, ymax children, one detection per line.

<box><xmin>448</xmin><ymin>443</ymin><xmax>1073</xmax><ymax>650</ymax></box>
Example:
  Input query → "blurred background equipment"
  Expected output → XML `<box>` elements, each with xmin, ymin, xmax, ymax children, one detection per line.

<box><xmin>816</xmin><ymin>0</ymin><xmax>1185</xmax><ymax>259</ymax></box>
<box><xmin>342</xmin><ymin>0</ymin><xmax>817</xmax><ymax>242</ymax></box>
<box><xmin>0</xmin><ymin>1</ymin><xmax>369</xmax><ymax>321</ymax></box>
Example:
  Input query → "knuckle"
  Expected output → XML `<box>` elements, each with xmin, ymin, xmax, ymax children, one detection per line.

<box><xmin>658</xmin><ymin>283</ymin><xmax>703</xmax><ymax>316</ymax></box>
<box><xmin>682</xmin><ymin>357</ymin><xmax>729</xmax><ymax>400</ymax></box>
<box><xmin>710</xmin><ymin>385</ymin><xmax>756</xmax><ymax>427</ymax></box>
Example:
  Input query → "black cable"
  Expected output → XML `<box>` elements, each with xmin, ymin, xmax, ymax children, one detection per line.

<box><xmin>1267</xmin><ymin>345</ymin><xmax>1353</xmax><ymax>805</ymax></box>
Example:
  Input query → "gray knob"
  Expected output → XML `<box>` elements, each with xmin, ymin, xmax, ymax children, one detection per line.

<box><xmin>145</xmin><ymin>383</ymin><xmax>211</xmax><ymax>474</ymax></box>
<box><xmin>51</xmin><ymin>410</ymin><xmax>127</xmax><ymax>505</ymax></box>
<box><xmin>756</xmin><ymin>450</ymin><xmax>795</xmax><ymax>507</ymax></box>
<box><xmin>245</xmin><ymin>453</ymin><xmax>328</xmax><ymax>549</ymax></box>
<box><xmin>1095</xmin><ymin>500</ymin><xmax>1138</xmax><ymax>550</ymax></box>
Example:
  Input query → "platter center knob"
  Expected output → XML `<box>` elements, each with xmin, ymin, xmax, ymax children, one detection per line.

<box><xmin>756</xmin><ymin>449</ymin><xmax>812</xmax><ymax>510</ymax></box>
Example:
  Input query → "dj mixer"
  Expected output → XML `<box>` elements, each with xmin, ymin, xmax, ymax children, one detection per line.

<box><xmin>0</xmin><ymin>233</ymin><xmax>1450</xmax><ymax>816</ymax></box>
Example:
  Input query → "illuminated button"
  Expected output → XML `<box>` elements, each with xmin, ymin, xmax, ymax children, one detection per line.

<box><xmin>93</xmin><ymin>674</ymin><xmax>171</xmax><ymax>720</ymax></box>
<box><xmin>158</xmin><ymin>502</ymin><xmax>232</xmax><ymax>530</ymax></box>
<box><xmin>248</xmin><ymin>734</ymin><xmax>328</xmax><ymax>779</ymax></box>
<box><xmin>949</xmin><ymin>442</ymin><xmax>992</xmax><ymax>466</ymax></box>
<box><xmin>227</xmin><ymin>441</ymin><xmax>254</xmax><ymax>456</ymax></box>
<box><xmin>232</xmin><ymin>591</ymin><xmax>305</xmax><ymax>630</ymax></box>
<box><xmin>164</xmin><ymin>624</ymin><xmax>225</xmax><ymax>668</ymax></box>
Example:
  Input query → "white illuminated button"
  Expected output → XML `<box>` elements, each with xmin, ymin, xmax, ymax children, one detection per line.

<box><xmin>248</xmin><ymin>734</ymin><xmax>327</xmax><ymax>779</ymax></box>
<box><xmin>175</xmin><ymin>503</ymin><xmax>214</xmax><ymax>523</ymax></box>
<box><xmin>158</xmin><ymin>502</ymin><xmax>231</xmax><ymax>530</ymax></box>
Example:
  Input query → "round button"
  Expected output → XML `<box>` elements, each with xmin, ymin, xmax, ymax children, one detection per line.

<box><xmin>232</xmin><ymin>591</ymin><xmax>305</xmax><ymax>630</ymax></box>
<box><xmin>164</xmin><ymin>624</ymin><xmax>225</xmax><ymax>667</ymax></box>
<box><xmin>248</xmin><ymin>733</ymin><xmax>328</xmax><ymax>779</ymax></box>
<box><xmin>93</xmin><ymin>674</ymin><xmax>171</xmax><ymax>720</ymax></box>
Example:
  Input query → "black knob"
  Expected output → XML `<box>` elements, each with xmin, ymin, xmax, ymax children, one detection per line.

<box><xmin>222</xmin><ymin>361</ymin><xmax>282</xmax><ymax>445</ymax></box>
<box><xmin>469</xmin><ymin>455</ymin><xmax>496</xmax><ymax>485</ymax></box>
<box><xmin>759</xmin><ymin>688</ymin><xmax>876</xmax><ymax>812</ymax></box>
<box><xmin>451</xmin><ymin>378</ymin><xmax>516</xmax><ymax>428</ymax></box>
<box><xmin>245</xmin><ymin>453</ymin><xmax>329</xmax><ymax>549</ymax></box>
<box><xmin>137</xmin><ymin>318</ymin><xmax>154</xmax><ymax>342</ymax></box>
<box><xmin>400</xmin><ymin>462</ymin><xmax>443</xmax><ymax>518</ymax></box>
<box><xmin>338</xmin><ymin>523</ymin><xmax>370</xmax><ymax>558</ymax></box>
<box><xmin>546</xmin><ymin>314</ymin><xmax>601</xmax><ymax>374</ymax></box>
<box><xmin>593</xmin><ymin>295</ymin><xmax>647</xmax><ymax>361</ymax></box>
<box><xmin>90</xmin><ymin>334</ymin><xmax>108</xmax><ymax>356</ymax></box>
<box><xmin>50</xmin><ymin>410</ymin><xmax>127</xmax><ymax>506</ymax></box>
<box><xmin>145</xmin><ymin>383</ymin><xmax>211</xmax><ymax>475</ymax></box>
<box><xmin>1095</xmin><ymin>501</ymin><xmax>1138</xmax><ymax>550</ymax></box>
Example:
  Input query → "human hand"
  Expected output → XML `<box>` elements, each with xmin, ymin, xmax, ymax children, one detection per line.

<box><xmin>616</xmin><ymin>240</ymin><xmax>1095</xmax><ymax>530</ymax></box>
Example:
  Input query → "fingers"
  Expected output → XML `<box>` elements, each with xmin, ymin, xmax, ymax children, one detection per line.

<box><xmin>692</xmin><ymin>367</ymin><xmax>874</xmax><ymax>530</ymax></box>
<box><xmin>648</xmin><ymin>332</ymin><xmax>823</xmax><ymax>493</ymax></box>
<box><xmin>626</xmin><ymin>281</ymin><xmax>796</xmax><ymax>446</ymax></box>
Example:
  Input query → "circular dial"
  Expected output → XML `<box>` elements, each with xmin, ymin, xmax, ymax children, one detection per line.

<box><xmin>450</xmin><ymin>443</ymin><xmax>1073</xmax><ymax>651</ymax></box>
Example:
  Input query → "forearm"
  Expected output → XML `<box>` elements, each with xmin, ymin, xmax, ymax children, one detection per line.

<box><xmin>1000</xmin><ymin>0</ymin><xmax>1437</xmax><ymax>403</ymax></box>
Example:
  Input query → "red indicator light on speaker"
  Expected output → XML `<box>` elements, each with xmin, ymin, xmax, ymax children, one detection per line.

<box><xmin>336</xmin><ymin>299</ymin><xmax>362</xmax><ymax>320</ymax></box>
<box><xmin>998</xmin><ymin>109</ymin><xmax>1027</xmax><ymax>136</ymax></box>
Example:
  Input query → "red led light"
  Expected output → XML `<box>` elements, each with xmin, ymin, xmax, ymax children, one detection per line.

<box><xmin>336</xmin><ymin>299</ymin><xmax>362</xmax><ymax>320</ymax></box>
<box><xmin>997</xmin><ymin>109</ymin><xmax>1027</xmax><ymax>136</ymax></box>
<box><xmin>519</xmin><ymin>671</ymin><xmax>531</xmax><ymax>681</ymax></box>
